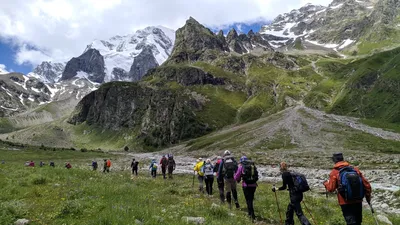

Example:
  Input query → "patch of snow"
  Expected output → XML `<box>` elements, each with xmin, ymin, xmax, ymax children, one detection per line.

<box><xmin>28</xmin><ymin>95</ymin><xmax>35</xmax><ymax>102</ymax></box>
<box><xmin>27</xmin><ymin>72</ymin><xmax>41</xmax><ymax>80</ymax></box>
<box><xmin>1</xmin><ymin>86</ymin><xmax>13</xmax><ymax>97</ymax></box>
<box><xmin>19</xmin><ymin>94</ymin><xmax>25</xmax><ymax>105</ymax></box>
<box><xmin>45</xmin><ymin>84</ymin><xmax>60</xmax><ymax>99</ymax></box>
<box><xmin>329</xmin><ymin>3</ymin><xmax>343</xmax><ymax>10</ymax></box>
<box><xmin>367</xmin><ymin>6</ymin><xmax>374</xmax><ymax>9</ymax></box>
<box><xmin>338</xmin><ymin>39</ymin><xmax>355</xmax><ymax>49</ymax></box>
<box><xmin>261</xmin><ymin>22</ymin><xmax>299</xmax><ymax>38</ymax></box>
<box><xmin>31</xmin><ymin>87</ymin><xmax>41</xmax><ymax>93</ymax></box>
<box><xmin>306</xmin><ymin>40</ymin><xmax>339</xmax><ymax>49</ymax></box>
<box><xmin>269</xmin><ymin>42</ymin><xmax>281</xmax><ymax>48</ymax></box>
<box><xmin>1</xmin><ymin>106</ymin><xmax>18</xmax><ymax>111</ymax></box>
<box><xmin>315</xmin><ymin>8</ymin><xmax>327</xmax><ymax>15</ymax></box>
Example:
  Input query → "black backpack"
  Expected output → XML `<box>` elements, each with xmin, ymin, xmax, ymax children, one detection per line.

<box><xmin>338</xmin><ymin>166</ymin><xmax>365</xmax><ymax>201</ymax></box>
<box><xmin>223</xmin><ymin>157</ymin><xmax>237</xmax><ymax>178</ymax></box>
<box><xmin>291</xmin><ymin>172</ymin><xmax>310</xmax><ymax>193</ymax></box>
<box><xmin>242</xmin><ymin>161</ymin><xmax>258</xmax><ymax>184</ymax></box>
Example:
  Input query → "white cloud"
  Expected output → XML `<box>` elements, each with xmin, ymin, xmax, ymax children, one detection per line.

<box><xmin>0</xmin><ymin>64</ymin><xmax>9</xmax><ymax>74</ymax></box>
<box><xmin>0</xmin><ymin>0</ymin><xmax>332</xmax><ymax>68</ymax></box>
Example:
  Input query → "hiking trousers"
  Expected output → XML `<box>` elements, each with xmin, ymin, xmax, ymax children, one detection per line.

<box><xmin>225</xmin><ymin>178</ymin><xmax>238</xmax><ymax>204</ymax></box>
<box><xmin>161</xmin><ymin>166</ymin><xmax>167</xmax><ymax>179</ymax></box>
<box><xmin>217</xmin><ymin>179</ymin><xmax>225</xmax><ymax>202</ymax></box>
<box><xmin>198</xmin><ymin>175</ymin><xmax>204</xmax><ymax>193</ymax></box>
<box><xmin>285</xmin><ymin>193</ymin><xmax>311</xmax><ymax>225</ymax></box>
<box><xmin>341</xmin><ymin>202</ymin><xmax>362</xmax><ymax>225</ymax></box>
<box><xmin>151</xmin><ymin>170</ymin><xmax>157</xmax><ymax>178</ymax></box>
<box><xmin>205</xmin><ymin>175</ymin><xmax>214</xmax><ymax>195</ymax></box>
<box><xmin>168</xmin><ymin>166</ymin><xmax>174</xmax><ymax>179</ymax></box>
<box><xmin>243</xmin><ymin>186</ymin><xmax>256</xmax><ymax>219</ymax></box>
<box><xmin>132</xmin><ymin>168</ymin><xmax>138</xmax><ymax>175</ymax></box>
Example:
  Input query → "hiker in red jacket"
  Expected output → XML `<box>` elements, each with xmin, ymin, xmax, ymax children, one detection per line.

<box><xmin>324</xmin><ymin>153</ymin><xmax>372</xmax><ymax>225</ymax></box>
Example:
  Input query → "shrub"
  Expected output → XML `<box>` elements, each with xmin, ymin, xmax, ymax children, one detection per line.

<box><xmin>32</xmin><ymin>176</ymin><xmax>47</xmax><ymax>185</ymax></box>
<box><xmin>80</xmin><ymin>148</ymin><xmax>88</xmax><ymax>152</ymax></box>
<box><xmin>124</xmin><ymin>146</ymin><xmax>129</xmax><ymax>152</ymax></box>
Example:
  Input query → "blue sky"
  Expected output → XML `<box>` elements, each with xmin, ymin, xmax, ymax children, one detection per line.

<box><xmin>0</xmin><ymin>41</ymin><xmax>32</xmax><ymax>74</ymax></box>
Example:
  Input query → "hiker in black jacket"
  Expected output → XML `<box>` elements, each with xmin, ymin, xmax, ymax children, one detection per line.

<box><xmin>272</xmin><ymin>162</ymin><xmax>311</xmax><ymax>225</ymax></box>
<box><xmin>167</xmin><ymin>155</ymin><xmax>176</xmax><ymax>179</ymax></box>
<box><xmin>131</xmin><ymin>158</ymin><xmax>139</xmax><ymax>176</ymax></box>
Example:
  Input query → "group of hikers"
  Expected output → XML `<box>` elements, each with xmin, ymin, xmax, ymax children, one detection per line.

<box><xmin>25</xmin><ymin>159</ymin><xmax>112</xmax><ymax>172</ymax></box>
<box><xmin>19</xmin><ymin>151</ymin><xmax>373</xmax><ymax>225</ymax></box>
<box><xmin>194</xmin><ymin>151</ymin><xmax>372</xmax><ymax>225</ymax></box>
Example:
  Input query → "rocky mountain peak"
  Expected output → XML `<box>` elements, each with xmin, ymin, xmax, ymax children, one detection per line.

<box><xmin>61</xmin><ymin>49</ymin><xmax>105</xmax><ymax>83</ymax></box>
<box><xmin>227</xmin><ymin>28</ymin><xmax>239</xmax><ymax>41</ymax></box>
<box><xmin>29</xmin><ymin>61</ymin><xmax>66</xmax><ymax>83</ymax></box>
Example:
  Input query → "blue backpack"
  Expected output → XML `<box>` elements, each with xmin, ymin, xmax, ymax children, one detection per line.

<box><xmin>291</xmin><ymin>172</ymin><xmax>310</xmax><ymax>193</ymax></box>
<box><xmin>338</xmin><ymin>166</ymin><xmax>365</xmax><ymax>201</ymax></box>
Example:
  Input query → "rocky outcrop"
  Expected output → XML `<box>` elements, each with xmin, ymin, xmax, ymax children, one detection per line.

<box><xmin>29</xmin><ymin>61</ymin><xmax>65</xmax><ymax>83</ymax></box>
<box><xmin>0</xmin><ymin>73</ymin><xmax>51</xmax><ymax>117</ymax></box>
<box><xmin>146</xmin><ymin>66</ymin><xmax>225</xmax><ymax>86</ymax></box>
<box><xmin>69</xmin><ymin>82</ymin><xmax>209</xmax><ymax>147</ymax></box>
<box><xmin>61</xmin><ymin>49</ymin><xmax>106</xmax><ymax>83</ymax></box>
<box><xmin>128</xmin><ymin>46</ymin><xmax>159</xmax><ymax>81</ymax></box>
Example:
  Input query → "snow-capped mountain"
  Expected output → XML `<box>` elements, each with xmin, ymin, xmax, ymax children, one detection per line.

<box><xmin>27</xmin><ymin>61</ymin><xmax>66</xmax><ymax>83</ymax></box>
<box><xmin>260</xmin><ymin>0</ymin><xmax>376</xmax><ymax>52</ymax></box>
<box><xmin>60</xmin><ymin>26</ymin><xmax>175</xmax><ymax>83</ymax></box>
<box><xmin>0</xmin><ymin>72</ymin><xmax>99</xmax><ymax>117</ymax></box>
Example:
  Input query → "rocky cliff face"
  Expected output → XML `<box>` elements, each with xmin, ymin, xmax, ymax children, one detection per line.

<box><xmin>69</xmin><ymin>82</ymin><xmax>209</xmax><ymax>147</ymax></box>
<box><xmin>61</xmin><ymin>49</ymin><xmax>106</xmax><ymax>83</ymax></box>
<box><xmin>128</xmin><ymin>46</ymin><xmax>159</xmax><ymax>81</ymax></box>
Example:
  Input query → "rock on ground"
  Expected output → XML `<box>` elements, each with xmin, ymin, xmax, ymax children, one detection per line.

<box><xmin>15</xmin><ymin>219</ymin><xmax>29</xmax><ymax>225</ymax></box>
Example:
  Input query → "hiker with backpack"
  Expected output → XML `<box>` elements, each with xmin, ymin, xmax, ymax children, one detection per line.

<box><xmin>272</xmin><ymin>162</ymin><xmax>311</xmax><ymax>225</ymax></box>
<box><xmin>167</xmin><ymin>154</ymin><xmax>176</xmax><ymax>179</ymax></box>
<box><xmin>235</xmin><ymin>156</ymin><xmax>258</xmax><ymax>220</ymax></box>
<box><xmin>92</xmin><ymin>161</ymin><xmax>98</xmax><ymax>171</ymax></box>
<box><xmin>49</xmin><ymin>161</ymin><xmax>55</xmax><ymax>167</ymax></box>
<box><xmin>204</xmin><ymin>159</ymin><xmax>214</xmax><ymax>195</ymax></box>
<box><xmin>149</xmin><ymin>158</ymin><xmax>158</xmax><ymax>178</ymax></box>
<box><xmin>324</xmin><ymin>153</ymin><xmax>372</xmax><ymax>225</ymax></box>
<box><xmin>194</xmin><ymin>158</ymin><xmax>205</xmax><ymax>193</ymax></box>
<box><xmin>218</xmin><ymin>150</ymin><xmax>240</xmax><ymax>209</ymax></box>
<box><xmin>65</xmin><ymin>162</ymin><xmax>72</xmax><ymax>169</ymax></box>
<box><xmin>160</xmin><ymin>155</ymin><xmax>168</xmax><ymax>179</ymax></box>
<box><xmin>131</xmin><ymin>158</ymin><xmax>139</xmax><ymax>176</ymax></box>
<box><xmin>214</xmin><ymin>156</ymin><xmax>225</xmax><ymax>203</ymax></box>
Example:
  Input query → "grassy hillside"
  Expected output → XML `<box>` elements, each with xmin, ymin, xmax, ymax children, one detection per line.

<box><xmin>1</xmin><ymin>148</ymin><xmax>398</xmax><ymax>225</ymax></box>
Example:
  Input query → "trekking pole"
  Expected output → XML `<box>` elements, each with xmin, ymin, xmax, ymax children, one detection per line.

<box><xmin>302</xmin><ymin>200</ymin><xmax>317</xmax><ymax>225</ymax></box>
<box><xmin>273</xmin><ymin>185</ymin><xmax>283</xmax><ymax>225</ymax></box>
<box><xmin>368</xmin><ymin>202</ymin><xmax>380</xmax><ymax>225</ymax></box>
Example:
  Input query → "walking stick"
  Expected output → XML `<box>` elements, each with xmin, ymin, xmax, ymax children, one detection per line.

<box><xmin>192</xmin><ymin>171</ymin><xmax>195</xmax><ymax>193</ymax></box>
<box><xmin>302</xmin><ymin>200</ymin><xmax>317</xmax><ymax>225</ymax></box>
<box><xmin>273</xmin><ymin>185</ymin><xmax>283</xmax><ymax>225</ymax></box>
<box><xmin>368</xmin><ymin>202</ymin><xmax>380</xmax><ymax>225</ymax></box>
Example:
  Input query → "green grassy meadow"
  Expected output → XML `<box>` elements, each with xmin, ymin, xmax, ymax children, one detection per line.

<box><xmin>1</xmin><ymin>149</ymin><xmax>399</xmax><ymax>225</ymax></box>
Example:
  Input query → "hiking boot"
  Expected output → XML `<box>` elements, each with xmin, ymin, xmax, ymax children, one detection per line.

<box><xmin>235</xmin><ymin>203</ymin><xmax>240</xmax><ymax>209</ymax></box>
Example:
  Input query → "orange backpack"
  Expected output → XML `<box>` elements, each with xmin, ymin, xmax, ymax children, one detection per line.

<box><xmin>106</xmin><ymin>160</ymin><xmax>111</xmax><ymax>167</ymax></box>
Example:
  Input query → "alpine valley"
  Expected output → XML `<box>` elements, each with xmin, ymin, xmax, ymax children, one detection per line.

<box><xmin>1</xmin><ymin>0</ymin><xmax>400</xmax><ymax>220</ymax></box>
<box><xmin>0</xmin><ymin>0</ymin><xmax>399</xmax><ymax>162</ymax></box>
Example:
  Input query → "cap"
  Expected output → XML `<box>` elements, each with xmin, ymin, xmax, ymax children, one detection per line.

<box><xmin>224</xmin><ymin>150</ymin><xmax>231</xmax><ymax>156</ymax></box>
<box><xmin>332</xmin><ymin>153</ymin><xmax>344</xmax><ymax>163</ymax></box>
<box><xmin>240</xmin><ymin>156</ymin><xmax>248</xmax><ymax>163</ymax></box>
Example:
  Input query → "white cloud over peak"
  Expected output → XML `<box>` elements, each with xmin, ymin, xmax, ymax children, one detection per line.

<box><xmin>0</xmin><ymin>64</ymin><xmax>9</xmax><ymax>74</ymax></box>
<box><xmin>0</xmin><ymin>0</ymin><xmax>332</xmax><ymax>69</ymax></box>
